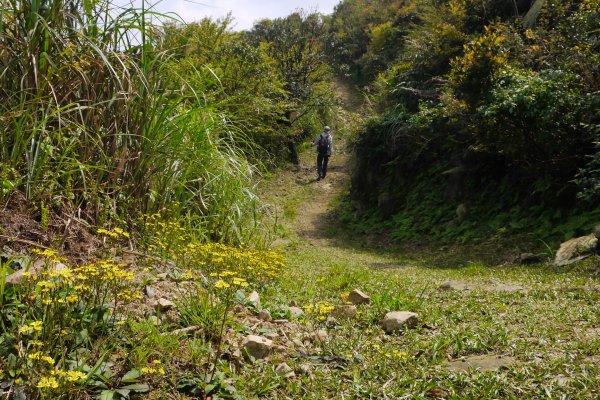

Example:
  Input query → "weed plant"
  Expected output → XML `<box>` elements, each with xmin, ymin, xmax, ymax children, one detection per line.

<box><xmin>0</xmin><ymin>0</ymin><xmax>266</xmax><ymax>244</ymax></box>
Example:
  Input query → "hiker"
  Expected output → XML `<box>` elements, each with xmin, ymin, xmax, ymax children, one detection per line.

<box><xmin>313</xmin><ymin>126</ymin><xmax>333</xmax><ymax>181</ymax></box>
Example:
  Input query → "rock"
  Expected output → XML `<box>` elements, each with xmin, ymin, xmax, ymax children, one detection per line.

<box><xmin>247</xmin><ymin>291</ymin><xmax>260</xmax><ymax>307</ymax></box>
<box><xmin>242</xmin><ymin>335</ymin><xmax>273</xmax><ymax>359</ymax></box>
<box><xmin>292</xmin><ymin>339</ymin><xmax>304</xmax><ymax>348</ymax></box>
<box><xmin>297</xmin><ymin>363</ymin><xmax>312</xmax><ymax>376</ymax></box>
<box><xmin>275</xmin><ymin>362</ymin><xmax>295</xmax><ymax>378</ymax></box>
<box><xmin>554</xmin><ymin>234</ymin><xmax>598</xmax><ymax>266</ymax></box>
<box><xmin>348</xmin><ymin>289</ymin><xmax>370</xmax><ymax>305</ymax></box>
<box><xmin>333</xmin><ymin>305</ymin><xmax>357</xmax><ymax>319</ymax></box>
<box><xmin>145</xmin><ymin>285</ymin><xmax>157</xmax><ymax>298</ymax></box>
<box><xmin>315</xmin><ymin>329</ymin><xmax>328</xmax><ymax>341</ymax></box>
<box><xmin>326</xmin><ymin>316</ymin><xmax>340</xmax><ymax>326</ymax></box>
<box><xmin>518</xmin><ymin>253</ymin><xmax>541</xmax><ymax>265</ymax></box>
<box><xmin>233</xmin><ymin>304</ymin><xmax>248</xmax><ymax>314</ymax></box>
<box><xmin>148</xmin><ymin>315</ymin><xmax>161</xmax><ymax>325</ymax></box>
<box><xmin>439</xmin><ymin>281</ymin><xmax>470</xmax><ymax>291</ymax></box>
<box><xmin>265</xmin><ymin>331</ymin><xmax>279</xmax><ymax>340</ymax></box>
<box><xmin>5</xmin><ymin>259</ymin><xmax>67</xmax><ymax>287</ymax></box>
<box><xmin>156</xmin><ymin>273</ymin><xmax>168</xmax><ymax>280</ymax></box>
<box><xmin>381</xmin><ymin>311</ymin><xmax>419</xmax><ymax>333</ymax></box>
<box><xmin>289</xmin><ymin>306</ymin><xmax>304</xmax><ymax>318</ymax></box>
<box><xmin>153</xmin><ymin>298</ymin><xmax>174</xmax><ymax>312</ymax></box>
<box><xmin>445</xmin><ymin>354</ymin><xmax>515</xmax><ymax>372</ymax></box>
<box><xmin>257</xmin><ymin>309</ymin><xmax>272</xmax><ymax>322</ymax></box>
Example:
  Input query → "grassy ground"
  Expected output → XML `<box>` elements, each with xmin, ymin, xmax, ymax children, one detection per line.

<box><xmin>247</xmin><ymin>81</ymin><xmax>600</xmax><ymax>399</ymax></box>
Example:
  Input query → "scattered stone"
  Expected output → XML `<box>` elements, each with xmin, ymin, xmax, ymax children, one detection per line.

<box><xmin>156</xmin><ymin>273</ymin><xmax>168</xmax><ymax>280</ymax></box>
<box><xmin>333</xmin><ymin>305</ymin><xmax>357</xmax><ymax>319</ymax></box>
<box><xmin>315</xmin><ymin>329</ymin><xmax>328</xmax><ymax>341</ymax></box>
<box><xmin>233</xmin><ymin>304</ymin><xmax>248</xmax><ymax>314</ymax></box>
<box><xmin>292</xmin><ymin>339</ymin><xmax>304</xmax><ymax>348</ymax></box>
<box><xmin>326</xmin><ymin>316</ymin><xmax>340</xmax><ymax>326</ymax></box>
<box><xmin>148</xmin><ymin>315</ymin><xmax>161</xmax><ymax>326</ymax></box>
<box><xmin>242</xmin><ymin>335</ymin><xmax>273</xmax><ymax>359</ymax></box>
<box><xmin>145</xmin><ymin>285</ymin><xmax>157</xmax><ymax>298</ymax></box>
<box><xmin>273</xmin><ymin>319</ymin><xmax>289</xmax><ymax>324</ymax></box>
<box><xmin>445</xmin><ymin>354</ymin><xmax>515</xmax><ymax>372</ymax></box>
<box><xmin>275</xmin><ymin>345</ymin><xmax>288</xmax><ymax>354</ymax></box>
<box><xmin>381</xmin><ymin>311</ymin><xmax>419</xmax><ymax>334</ymax></box>
<box><xmin>257</xmin><ymin>309</ymin><xmax>272</xmax><ymax>322</ymax></box>
<box><xmin>168</xmin><ymin>326</ymin><xmax>200</xmax><ymax>336</ymax></box>
<box><xmin>297</xmin><ymin>363</ymin><xmax>312</xmax><ymax>376</ymax></box>
<box><xmin>518</xmin><ymin>253</ymin><xmax>541</xmax><ymax>265</ymax></box>
<box><xmin>264</xmin><ymin>331</ymin><xmax>279</xmax><ymax>340</ymax></box>
<box><xmin>554</xmin><ymin>233</ymin><xmax>598</xmax><ymax>266</ymax></box>
<box><xmin>552</xmin><ymin>375</ymin><xmax>573</xmax><ymax>386</ymax></box>
<box><xmin>289</xmin><ymin>306</ymin><xmax>304</xmax><ymax>318</ymax></box>
<box><xmin>153</xmin><ymin>298</ymin><xmax>175</xmax><ymax>312</ymax></box>
<box><xmin>275</xmin><ymin>362</ymin><xmax>295</xmax><ymax>378</ymax></box>
<box><xmin>438</xmin><ymin>281</ymin><xmax>470</xmax><ymax>291</ymax></box>
<box><xmin>583</xmin><ymin>355</ymin><xmax>600</xmax><ymax>364</ymax></box>
<box><xmin>248</xmin><ymin>291</ymin><xmax>260</xmax><ymax>307</ymax></box>
<box><xmin>348</xmin><ymin>289</ymin><xmax>370</xmax><ymax>305</ymax></box>
<box><xmin>5</xmin><ymin>259</ymin><xmax>67</xmax><ymax>288</ymax></box>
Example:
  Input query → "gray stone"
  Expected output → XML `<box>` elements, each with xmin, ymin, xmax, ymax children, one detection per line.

<box><xmin>381</xmin><ymin>311</ymin><xmax>419</xmax><ymax>333</ymax></box>
<box><xmin>145</xmin><ymin>285</ymin><xmax>157</xmax><ymax>298</ymax></box>
<box><xmin>5</xmin><ymin>259</ymin><xmax>67</xmax><ymax>287</ymax></box>
<box><xmin>148</xmin><ymin>315</ymin><xmax>161</xmax><ymax>325</ymax></box>
<box><xmin>153</xmin><ymin>298</ymin><xmax>174</xmax><ymax>312</ymax></box>
<box><xmin>348</xmin><ymin>289</ymin><xmax>370</xmax><ymax>305</ymax></box>
<box><xmin>333</xmin><ymin>305</ymin><xmax>357</xmax><ymax>319</ymax></box>
<box><xmin>248</xmin><ymin>291</ymin><xmax>260</xmax><ymax>306</ymax></box>
<box><xmin>445</xmin><ymin>354</ymin><xmax>515</xmax><ymax>372</ymax></box>
<box><xmin>275</xmin><ymin>362</ymin><xmax>295</xmax><ymax>377</ymax></box>
<box><xmin>242</xmin><ymin>335</ymin><xmax>273</xmax><ymax>359</ymax></box>
<box><xmin>554</xmin><ymin>234</ymin><xmax>598</xmax><ymax>266</ymax></box>
<box><xmin>315</xmin><ymin>329</ymin><xmax>328</xmax><ymax>341</ymax></box>
<box><xmin>257</xmin><ymin>309</ymin><xmax>272</xmax><ymax>322</ymax></box>
<box><xmin>289</xmin><ymin>306</ymin><xmax>304</xmax><ymax>318</ymax></box>
<box><xmin>265</xmin><ymin>331</ymin><xmax>279</xmax><ymax>340</ymax></box>
<box><xmin>439</xmin><ymin>281</ymin><xmax>470</xmax><ymax>291</ymax></box>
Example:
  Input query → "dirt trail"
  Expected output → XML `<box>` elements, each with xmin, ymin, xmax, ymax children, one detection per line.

<box><xmin>264</xmin><ymin>78</ymin><xmax>366</xmax><ymax>247</ymax></box>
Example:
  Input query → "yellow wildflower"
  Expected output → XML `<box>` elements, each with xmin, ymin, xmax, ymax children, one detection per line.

<box><xmin>37</xmin><ymin>376</ymin><xmax>59</xmax><ymax>389</ymax></box>
<box><xmin>214</xmin><ymin>279</ymin><xmax>230</xmax><ymax>289</ymax></box>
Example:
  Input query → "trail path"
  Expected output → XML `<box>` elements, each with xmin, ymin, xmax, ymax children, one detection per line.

<box><xmin>263</xmin><ymin>78</ymin><xmax>363</xmax><ymax>248</ymax></box>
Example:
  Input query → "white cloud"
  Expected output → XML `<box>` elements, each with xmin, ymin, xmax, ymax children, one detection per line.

<box><xmin>113</xmin><ymin>0</ymin><xmax>339</xmax><ymax>30</ymax></box>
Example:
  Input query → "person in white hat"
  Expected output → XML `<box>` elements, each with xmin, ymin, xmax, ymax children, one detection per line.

<box><xmin>312</xmin><ymin>126</ymin><xmax>333</xmax><ymax>181</ymax></box>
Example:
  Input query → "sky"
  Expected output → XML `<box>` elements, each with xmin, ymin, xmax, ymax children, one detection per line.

<box><xmin>113</xmin><ymin>0</ymin><xmax>341</xmax><ymax>31</ymax></box>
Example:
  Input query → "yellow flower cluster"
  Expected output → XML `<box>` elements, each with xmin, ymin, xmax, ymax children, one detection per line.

<box><xmin>141</xmin><ymin>359</ymin><xmax>165</xmax><ymax>375</ymax></box>
<box><xmin>97</xmin><ymin>227</ymin><xmax>130</xmax><ymax>239</ymax></box>
<box><xmin>183</xmin><ymin>242</ymin><xmax>285</xmax><ymax>283</ymax></box>
<box><xmin>211</xmin><ymin>271</ymin><xmax>250</xmax><ymax>289</ymax></box>
<box><xmin>32</xmin><ymin>248</ymin><xmax>65</xmax><ymax>263</ymax></box>
<box><xmin>51</xmin><ymin>370</ymin><xmax>87</xmax><ymax>382</ymax></box>
<box><xmin>72</xmin><ymin>260</ymin><xmax>135</xmax><ymax>285</ymax></box>
<box><xmin>303</xmin><ymin>301</ymin><xmax>335</xmax><ymax>321</ymax></box>
<box><xmin>18</xmin><ymin>320</ymin><xmax>43</xmax><ymax>334</ymax></box>
<box><xmin>37</xmin><ymin>370</ymin><xmax>87</xmax><ymax>389</ymax></box>
<box><xmin>37</xmin><ymin>376</ymin><xmax>59</xmax><ymax>389</ymax></box>
<box><xmin>27</xmin><ymin>351</ymin><xmax>54</xmax><ymax>365</ymax></box>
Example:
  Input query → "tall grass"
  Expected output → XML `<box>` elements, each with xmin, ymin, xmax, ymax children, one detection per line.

<box><xmin>0</xmin><ymin>0</ymin><xmax>266</xmax><ymax>244</ymax></box>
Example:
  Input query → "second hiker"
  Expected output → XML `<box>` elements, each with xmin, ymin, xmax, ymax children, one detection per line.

<box><xmin>313</xmin><ymin>126</ymin><xmax>333</xmax><ymax>181</ymax></box>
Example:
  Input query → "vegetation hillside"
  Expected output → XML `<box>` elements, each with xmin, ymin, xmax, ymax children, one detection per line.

<box><xmin>328</xmin><ymin>0</ymin><xmax>600</xmax><ymax>246</ymax></box>
<box><xmin>1</xmin><ymin>1</ymin><xmax>600</xmax><ymax>399</ymax></box>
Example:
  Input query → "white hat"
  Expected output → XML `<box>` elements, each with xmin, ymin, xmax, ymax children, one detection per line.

<box><xmin>324</xmin><ymin>126</ymin><xmax>331</xmax><ymax>131</ymax></box>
